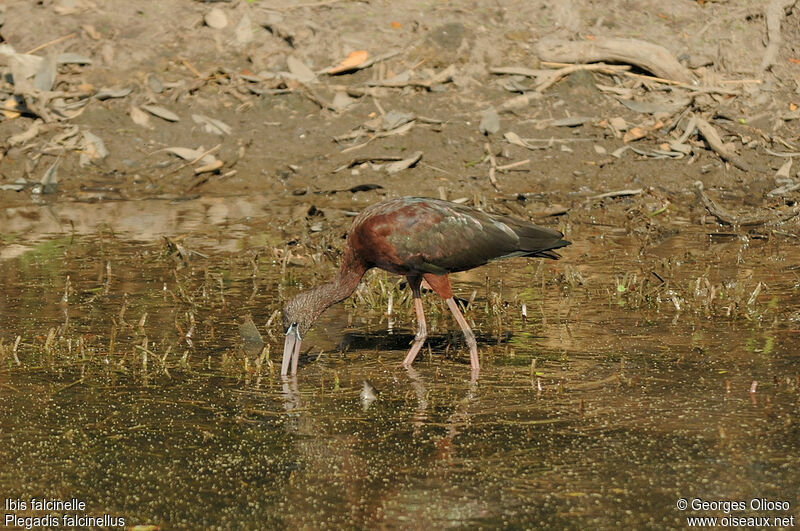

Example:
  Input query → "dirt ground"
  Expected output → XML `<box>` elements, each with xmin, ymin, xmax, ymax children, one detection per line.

<box><xmin>0</xmin><ymin>0</ymin><xmax>798</xmax><ymax>236</ymax></box>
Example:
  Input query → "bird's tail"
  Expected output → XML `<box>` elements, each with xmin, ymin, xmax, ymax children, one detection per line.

<box><xmin>506</xmin><ymin>220</ymin><xmax>571</xmax><ymax>260</ymax></box>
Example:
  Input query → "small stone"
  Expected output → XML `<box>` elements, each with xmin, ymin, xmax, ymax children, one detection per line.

<box><xmin>479</xmin><ymin>108</ymin><xmax>500</xmax><ymax>135</ymax></box>
<box><xmin>205</xmin><ymin>8</ymin><xmax>227</xmax><ymax>29</ymax></box>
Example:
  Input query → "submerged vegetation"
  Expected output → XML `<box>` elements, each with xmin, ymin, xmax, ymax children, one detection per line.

<box><xmin>2</xmin><ymin>216</ymin><xmax>791</xmax><ymax>377</ymax></box>
<box><xmin>0</xmin><ymin>204</ymin><xmax>798</xmax><ymax>528</ymax></box>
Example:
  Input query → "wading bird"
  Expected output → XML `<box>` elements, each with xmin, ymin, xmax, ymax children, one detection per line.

<box><xmin>281</xmin><ymin>197</ymin><xmax>570</xmax><ymax>376</ymax></box>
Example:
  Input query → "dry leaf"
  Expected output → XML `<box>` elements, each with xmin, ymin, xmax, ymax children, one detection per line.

<box><xmin>479</xmin><ymin>108</ymin><xmax>500</xmax><ymax>135</ymax></box>
<box><xmin>503</xmin><ymin>131</ymin><xmax>544</xmax><ymax>151</ymax></box>
<box><xmin>383</xmin><ymin>121</ymin><xmax>414</xmax><ymax>137</ymax></box>
<box><xmin>551</xmin><ymin>116</ymin><xmax>591</xmax><ymax>127</ymax></box>
<box><xmin>82</xmin><ymin>24</ymin><xmax>101</xmax><ymax>40</ymax></box>
<box><xmin>286</xmin><ymin>55</ymin><xmax>317</xmax><ymax>83</ymax></box>
<box><xmin>239</xmin><ymin>315</ymin><xmax>265</xmax><ymax>356</ymax></box>
<box><xmin>148</xmin><ymin>75</ymin><xmax>163</xmax><ymax>94</ymax></box>
<box><xmin>776</xmin><ymin>158</ymin><xmax>792</xmax><ymax>178</ymax></box>
<box><xmin>130</xmin><ymin>105</ymin><xmax>152</xmax><ymax>128</ymax></box>
<box><xmin>53</xmin><ymin>0</ymin><xmax>82</xmax><ymax>15</ymax></box>
<box><xmin>8</xmin><ymin>120</ymin><xmax>42</xmax><ymax>146</ymax></box>
<box><xmin>609</xmin><ymin>117</ymin><xmax>628</xmax><ymax>131</ymax></box>
<box><xmin>164</xmin><ymin>147</ymin><xmax>217</xmax><ymax>165</ymax></box>
<box><xmin>3</xmin><ymin>98</ymin><xmax>21</xmax><ymax>119</ymax></box>
<box><xmin>142</xmin><ymin>104</ymin><xmax>180</xmax><ymax>122</ymax></box>
<box><xmin>40</xmin><ymin>159</ymin><xmax>60</xmax><ymax>194</ymax></box>
<box><xmin>623</xmin><ymin>127</ymin><xmax>646</xmax><ymax>143</ymax></box>
<box><xmin>80</xmin><ymin>131</ymin><xmax>109</xmax><ymax>166</ymax></box>
<box><xmin>504</xmin><ymin>131</ymin><xmax>526</xmax><ymax>146</ymax></box>
<box><xmin>235</xmin><ymin>14</ymin><xmax>254</xmax><ymax>45</ymax></box>
<box><xmin>611</xmin><ymin>145</ymin><xmax>630</xmax><ymax>158</ymax></box>
<box><xmin>101</xmin><ymin>43</ymin><xmax>114</xmax><ymax>64</ymax></box>
<box><xmin>328</xmin><ymin>50</ymin><xmax>369</xmax><ymax>74</ymax></box>
<box><xmin>331</xmin><ymin>92</ymin><xmax>355</xmax><ymax>112</ymax></box>
<box><xmin>34</xmin><ymin>55</ymin><xmax>57</xmax><ymax>91</ymax></box>
<box><xmin>6</xmin><ymin>52</ymin><xmax>43</xmax><ymax>92</ymax></box>
<box><xmin>57</xmin><ymin>53</ymin><xmax>92</xmax><ymax>65</ymax></box>
<box><xmin>382</xmin><ymin>111</ymin><xmax>413</xmax><ymax>131</ymax></box>
<box><xmin>195</xmin><ymin>160</ymin><xmax>224</xmax><ymax>174</ymax></box>
<box><xmin>165</xmin><ymin>147</ymin><xmax>201</xmax><ymax>160</ymax></box>
<box><xmin>96</xmin><ymin>86</ymin><xmax>133</xmax><ymax>100</ymax></box>
<box><xmin>192</xmin><ymin>114</ymin><xmax>231</xmax><ymax>135</ymax></box>
<box><xmin>83</xmin><ymin>132</ymin><xmax>109</xmax><ymax>159</ymax></box>
<box><xmin>385</xmin><ymin>151</ymin><xmax>422</xmax><ymax>174</ymax></box>
<box><xmin>500</xmin><ymin>94</ymin><xmax>531</xmax><ymax>111</ymax></box>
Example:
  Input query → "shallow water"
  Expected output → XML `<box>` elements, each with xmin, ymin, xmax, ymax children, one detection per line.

<box><xmin>1</xmin><ymin>197</ymin><xmax>799</xmax><ymax>529</ymax></box>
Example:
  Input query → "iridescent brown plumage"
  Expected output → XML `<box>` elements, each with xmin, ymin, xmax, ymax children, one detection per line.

<box><xmin>281</xmin><ymin>197</ymin><xmax>571</xmax><ymax>376</ymax></box>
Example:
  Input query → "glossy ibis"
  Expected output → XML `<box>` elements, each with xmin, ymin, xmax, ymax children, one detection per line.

<box><xmin>281</xmin><ymin>197</ymin><xmax>570</xmax><ymax>375</ymax></box>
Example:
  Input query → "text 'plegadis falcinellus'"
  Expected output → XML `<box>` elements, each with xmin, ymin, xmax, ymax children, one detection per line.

<box><xmin>281</xmin><ymin>197</ymin><xmax>571</xmax><ymax>376</ymax></box>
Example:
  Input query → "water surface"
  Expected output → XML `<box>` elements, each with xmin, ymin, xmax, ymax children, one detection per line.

<box><xmin>1</xmin><ymin>197</ymin><xmax>798</xmax><ymax>528</ymax></box>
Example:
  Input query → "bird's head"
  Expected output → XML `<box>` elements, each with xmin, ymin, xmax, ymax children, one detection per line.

<box><xmin>280</xmin><ymin>291</ymin><xmax>318</xmax><ymax>376</ymax></box>
<box><xmin>281</xmin><ymin>292</ymin><xmax>317</xmax><ymax>337</ymax></box>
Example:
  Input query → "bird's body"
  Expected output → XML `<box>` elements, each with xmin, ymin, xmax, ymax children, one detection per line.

<box><xmin>281</xmin><ymin>197</ymin><xmax>570</xmax><ymax>376</ymax></box>
<box><xmin>349</xmin><ymin>197</ymin><xmax>566</xmax><ymax>275</ymax></box>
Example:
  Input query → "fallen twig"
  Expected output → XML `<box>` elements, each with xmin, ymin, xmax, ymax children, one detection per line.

<box><xmin>167</xmin><ymin>144</ymin><xmax>221</xmax><ymax>175</ymax></box>
<box><xmin>541</xmin><ymin>61</ymin><xmax>740</xmax><ymax>94</ymax></box>
<box><xmin>719</xmin><ymin>79</ymin><xmax>763</xmax><ymax>85</ymax></box>
<box><xmin>180</xmin><ymin>58</ymin><xmax>204</xmax><ymax>78</ymax></box>
<box><xmin>26</xmin><ymin>33</ymin><xmax>76</xmax><ymax>54</ymax></box>
<box><xmin>333</xmin><ymin>156</ymin><xmax>404</xmax><ymax>173</ymax></box>
<box><xmin>489</xmin><ymin>66</ymin><xmax>548</xmax><ymax>77</ymax></box>
<box><xmin>301</xmin><ymin>85</ymin><xmax>338</xmax><ymax>112</ymax></box>
<box><xmin>765</xmin><ymin>148</ymin><xmax>800</xmax><ymax>158</ymax></box>
<box><xmin>623</xmin><ymin>72</ymin><xmax>740</xmax><ymax>95</ymax></box>
<box><xmin>484</xmin><ymin>142</ymin><xmax>499</xmax><ymax>191</ymax></box>
<box><xmin>536</xmin><ymin>37</ymin><xmax>694</xmax><ymax>83</ymax></box>
<box><xmin>694</xmin><ymin>181</ymin><xmax>799</xmax><ymax>226</ymax></box>
<box><xmin>760</xmin><ymin>0</ymin><xmax>797</xmax><ymax>74</ymax></box>
<box><xmin>694</xmin><ymin>116</ymin><xmax>751</xmax><ymax>172</ymax></box>
<box><xmin>365</xmin><ymin>64</ymin><xmax>456</xmax><ymax>89</ymax></box>
<box><xmin>267</xmin><ymin>0</ymin><xmax>349</xmax><ymax>9</ymax></box>
<box><xmin>536</xmin><ymin>63</ymin><xmax>629</xmax><ymax>93</ymax></box>
<box><xmin>338</xmin><ymin>121</ymin><xmax>415</xmax><ymax>154</ymax></box>
<box><xmin>590</xmin><ymin>188</ymin><xmax>643</xmax><ymax>200</ymax></box>
<box><xmin>496</xmin><ymin>159</ymin><xmax>530</xmax><ymax>172</ymax></box>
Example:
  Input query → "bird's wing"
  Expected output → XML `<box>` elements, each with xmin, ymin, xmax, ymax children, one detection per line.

<box><xmin>354</xmin><ymin>198</ymin><xmax>569</xmax><ymax>275</ymax></box>
<box><xmin>386</xmin><ymin>201</ymin><xmax>554</xmax><ymax>273</ymax></box>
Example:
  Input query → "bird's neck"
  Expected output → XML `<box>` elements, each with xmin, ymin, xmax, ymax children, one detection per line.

<box><xmin>307</xmin><ymin>247</ymin><xmax>367</xmax><ymax>318</ymax></box>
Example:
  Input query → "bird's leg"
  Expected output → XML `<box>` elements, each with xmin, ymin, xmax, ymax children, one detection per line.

<box><xmin>445</xmin><ymin>298</ymin><xmax>479</xmax><ymax>371</ymax></box>
<box><xmin>422</xmin><ymin>274</ymin><xmax>480</xmax><ymax>373</ymax></box>
<box><xmin>403</xmin><ymin>276</ymin><xmax>427</xmax><ymax>367</ymax></box>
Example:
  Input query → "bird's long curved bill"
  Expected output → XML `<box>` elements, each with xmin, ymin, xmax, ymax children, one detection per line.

<box><xmin>281</xmin><ymin>326</ymin><xmax>302</xmax><ymax>376</ymax></box>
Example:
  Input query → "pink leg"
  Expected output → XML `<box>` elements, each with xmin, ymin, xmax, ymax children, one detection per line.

<box><xmin>446</xmin><ymin>298</ymin><xmax>479</xmax><ymax>371</ymax></box>
<box><xmin>403</xmin><ymin>276</ymin><xmax>427</xmax><ymax>367</ymax></box>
